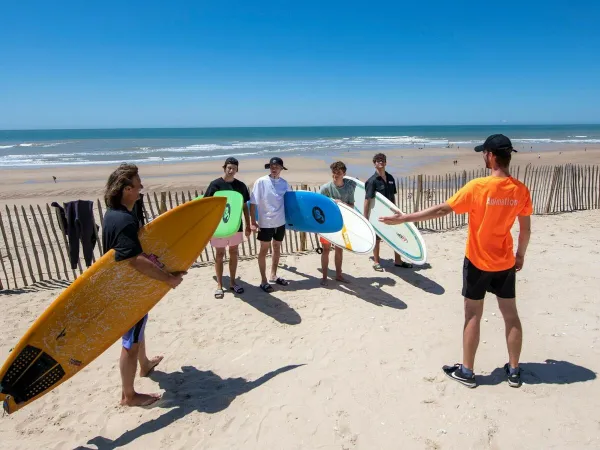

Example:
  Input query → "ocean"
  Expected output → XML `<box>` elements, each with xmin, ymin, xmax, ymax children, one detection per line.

<box><xmin>0</xmin><ymin>125</ymin><xmax>599</xmax><ymax>168</ymax></box>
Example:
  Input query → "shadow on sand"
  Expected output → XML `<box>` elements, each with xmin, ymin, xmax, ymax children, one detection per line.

<box><xmin>477</xmin><ymin>359</ymin><xmax>597</xmax><ymax>386</ymax></box>
<box><xmin>373</xmin><ymin>258</ymin><xmax>445</xmax><ymax>295</ymax></box>
<box><xmin>279</xmin><ymin>264</ymin><xmax>407</xmax><ymax>310</ymax></box>
<box><xmin>212</xmin><ymin>275</ymin><xmax>302</xmax><ymax>325</ymax></box>
<box><xmin>0</xmin><ymin>278</ymin><xmax>71</xmax><ymax>295</ymax></box>
<box><xmin>76</xmin><ymin>364</ymin><xmax>303</xmax><ymax>450</ymax></box>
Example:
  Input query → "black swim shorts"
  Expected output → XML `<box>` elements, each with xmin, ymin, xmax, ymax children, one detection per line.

<box><xmin>462</xmin><ymin>257</ymin><xmax>516</xmax><ymax>300</ymax></box>
<box><xmin>257</xmin><ymin>225</ymin><xmax>286</xmax><ymax>242</ymax></box>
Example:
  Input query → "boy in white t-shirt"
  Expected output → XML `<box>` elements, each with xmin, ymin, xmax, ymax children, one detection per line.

<box><xmin>249</xmin><ymin>157</ymin><xmax>292</xmax><ymax>292</ymax></box>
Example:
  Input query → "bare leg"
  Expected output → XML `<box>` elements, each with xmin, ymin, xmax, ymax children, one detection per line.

<box><xmin>120</xmin><ymin>343</ymin><xmax>161</xmax><ymax>406</ymax></box>
<box><xmin>462</xmin><ymin>298</ymin><xmax>485</xmax><ymax>371</ymax></box>
<box><xmin>373</xmin><ymin>240</ymin><xmax>381</xmax><ymax>265</ymax></box>
<box><xmin>138</xmin><ymin>340</ymin><xmax>163</xmax><ymax>377</ymax></box>
<box><xmin>393</xmin><ymin>252</ymin><xmax>403</xmax><ymax>265</ymax></box>
<box><xmin>334</xmin><ymin>247</ymin><xmax>349</xmax><ymax>282</ymax></box>
<box><xmin>321</xmin><ymin>243</ymin><xmax>331</xmax><ymax>285</ymax></box>
<box><xmin>497</xmin><ymin>297</ymin><xmax>522</xmax><ymax>369</ymax></box>
<box><xmin>215</xmin><ymin>247</ymin><xmax>225</xmax><ymax>290</ymax></box>
<box><xmin>270</xmin><ymin>241</ymin><xmax>282</xmax><ymax>280</ymax></box>
<box><xmin>258</xmin><ymin>241</ymin><xmax>270</xmax><ymax>285</ymax></box>
<box><xmin>228</xmin><ymin>245</ymin><xmax>239</xmax><ymax>287</ymax></box>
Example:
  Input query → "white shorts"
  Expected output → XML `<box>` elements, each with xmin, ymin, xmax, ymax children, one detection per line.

<box><xmin>210</xmin><ymin>231</ymin><xmax>243</xmax><ymax>248</ymax></box>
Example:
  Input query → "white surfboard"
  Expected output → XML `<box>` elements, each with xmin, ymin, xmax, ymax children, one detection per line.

<box><xmin>319</xmin><ymin>202</ymin><xmax>376</xmax><ymax>254</ymax></box>
<box><xmin>346</xmin><ymin>176</ymin><xmax>427</xmax><ymax>265</ymax></box>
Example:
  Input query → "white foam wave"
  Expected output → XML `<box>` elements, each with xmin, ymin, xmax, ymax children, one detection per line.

<box><xmin>0</xmin><ymin>145</ymin><xmax>15</xmax><ymax>149</ymax></box>
<box><xmin>0</xmin><ymin>150</ymin><xmax>265</xmax><ymax>167</ymax></box>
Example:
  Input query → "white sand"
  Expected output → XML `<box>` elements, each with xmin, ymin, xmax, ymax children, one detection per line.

<box><xmin>0</xmin><ymin>210</ymin><xmax>599</xmax><ymax>449</ymax></box>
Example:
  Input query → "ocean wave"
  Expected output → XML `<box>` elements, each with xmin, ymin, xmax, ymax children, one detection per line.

<box><xmin>2</xmin><ymin>133</ymin><xmax>598</xmax><ymax>167</ymax></box>
<box><xmin>450</xmin><ymin>138</ymin><xmax>600</xmax><ymax>145</ymax></box>
<box><xmin>0</xmin><ymin>150</ymin><xmax>266</xmax><ymax>167</ymax></box>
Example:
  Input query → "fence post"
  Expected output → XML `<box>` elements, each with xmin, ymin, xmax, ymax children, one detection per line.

<box><xmin>159</xmin><ymin>192</ymin><xmax>168</xmax><ymax>215</ymax></box>
<box><xmin>300</xmin><ymin>183</ymin><xmax>308</xmax><ymax>251</ymax></box>
<box><xmin>545</xmin><ymin>166</ymin><xmax>560</xmax><ymax>214</ymax></box>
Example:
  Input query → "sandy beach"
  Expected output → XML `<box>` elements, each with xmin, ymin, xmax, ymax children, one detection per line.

<box><xmin>0</xmin><ymin>209</ymin><xmax>599</xmax><ymax>449</ymax></box>
<box><xmin>1</xmin><ymin>144</ymin><xmax>599</xmax><ymax>207</ymax></box>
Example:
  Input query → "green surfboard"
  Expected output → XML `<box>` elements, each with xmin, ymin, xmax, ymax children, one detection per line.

<box><xmin>195</xmin><ymin>191</ymin><xmax>244</xmax><ymax>238</ymax></box>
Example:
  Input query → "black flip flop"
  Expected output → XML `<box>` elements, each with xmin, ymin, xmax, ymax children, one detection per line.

<box><xmin>230</xmin><ymin>285</ymin><xmax>244</xmax><ymax>294</ymax></box>
<box><xmin>259</xmin><ymin>283</ymin><xmax>273</xmax><ymax>293</ymax></box>
<box><xmin>271</xmin><ymin>277</ymin><xmax>289</xmax><ymax>286</ymax></box>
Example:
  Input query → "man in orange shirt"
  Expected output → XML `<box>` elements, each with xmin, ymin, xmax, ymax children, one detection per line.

<box><xmin>380</xmin><ymin>134</ymin><xmax>532</xmax><ymax>388</ymax></box>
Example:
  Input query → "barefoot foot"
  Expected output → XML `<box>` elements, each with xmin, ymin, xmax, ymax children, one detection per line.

<box><xmin>120</xmin><ymin>392</ymin><xmax>161</xmax><ymax>407</ymax></box>
<box><xmin>320</xmin><ymin>278</ymin><xmax>328</xmax><ymax>286</ymax></box>
<box><xmin>140</xmin><ymin>355</ymin><xmax>164</xmax><ymax>377</ymax></box>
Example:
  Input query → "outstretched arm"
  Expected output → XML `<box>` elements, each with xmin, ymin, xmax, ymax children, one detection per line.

<box><xmin>379</xmin><ymin>203</ymin><xmax>453</xmax><ymax>225</ymax></box>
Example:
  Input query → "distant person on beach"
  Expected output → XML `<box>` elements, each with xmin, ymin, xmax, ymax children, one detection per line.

<box><xmin>250</xmin><ymin>157</ymin><xmax>292</xmax><ymax>292</ymax></box>
<box><xmin>204</xmin><ymin>157</ymin><xmax>251</xmax><ymax>298</ymax></box>
<box><xmin>103</xmin><ymin>163</ymin><xmax>186</xmax><ymax>406</ymax></box>
<box><xmin>319</xmin><ymin>161</ymin><xmax>356</xmax><ymax>285</ymax></box>
<box><xmin>364</xmin><ymin>153</ymin><xmax>412</xmax><ymax>271</ymax></box>
<box><xmin>380</xmin><ymin>134</ymin><xmax>532</xmax><ymax>388</ymax></box>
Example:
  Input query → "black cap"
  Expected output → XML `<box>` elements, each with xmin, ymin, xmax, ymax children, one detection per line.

<box><xmin>265</xmin><ymin>157</ymin><xmax>287</xmax><ymax>170</ymax></box>
<box><xmin>474</xmin><ymin>134</ymin><xmax>518</xmax><ymax>155</ymax></box>
<box><xmin>223</xmin><ymin>157</ymin><xmax>239</xmax><ymax>167</ymax></box>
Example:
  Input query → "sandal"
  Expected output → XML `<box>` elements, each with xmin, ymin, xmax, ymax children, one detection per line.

<box><xmin>394</xmin><ymin>262</ymin><xmax>413</xmax><ymax>268</ymax></box>
<box><xmin>230</xmin><ymin>284</ymin><xmax>244</xmax><ymax>294</ymax></box>
<box><xmin>270</xmin><ymin>277</ymin><xmax>289</xmax><ymax>286</ymax></box>
<box><xmin>372</xmin><ymin>263</ymin><xmax>383</xmax><ymax>272</ymax></box>
<box><xmin>214</xmin><ymin>288</ymin><xmax>224</xmax><ymax>299</ymax></box>
<box><xmin>259</xmin><ymin>283</ymin><xmax>274</xmax><ymax>293</ymax></box>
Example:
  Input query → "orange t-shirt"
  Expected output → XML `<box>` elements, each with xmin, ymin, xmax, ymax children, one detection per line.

<box><xmin>446</xmin><ymin>176</ymin><xmax>532</xmax><ymax>271</ymax></box>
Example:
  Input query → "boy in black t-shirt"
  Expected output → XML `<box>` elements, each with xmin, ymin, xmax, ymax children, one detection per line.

<box><xmin>363</xmin><ymin>153</ymin><xmax>412</xmax><ymax>271</ymax></box>
<box><xmin>103</xmin><ymin>163</ymin><xmax>186</xmax><ymax>407</ymax></box>
<box><xmin>204</xmin><ymin>157</ymin><xmax>251</xmax><ymax>298</ymax></box>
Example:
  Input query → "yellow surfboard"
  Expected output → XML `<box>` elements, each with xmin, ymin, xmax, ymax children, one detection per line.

<box><xmin>0</xmin><ymin>196</ymin><xmax>226</xmax><ymax>414</ymax></box>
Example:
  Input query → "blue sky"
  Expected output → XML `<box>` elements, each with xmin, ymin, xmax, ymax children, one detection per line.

<box><xmin>1</xmin><ymin>0</ymin><xmax>599</xmax><ymax>129</ymax></box>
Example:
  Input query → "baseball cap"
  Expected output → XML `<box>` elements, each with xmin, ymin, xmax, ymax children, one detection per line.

<box><xmin>474</xmin><ymin>134</ymin><xmax>518</xmax><ymax>156</ymax></box>
<box><xmin>265</xmin><ymin>157</ymin><xmax>288</xmax><ymax>170</ymax></box>
<box><xmin>223</xmin><ymin>157</ymin><xmax>239</xmax><ymax>167</ymax></box>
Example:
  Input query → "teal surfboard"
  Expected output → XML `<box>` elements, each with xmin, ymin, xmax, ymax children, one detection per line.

<box><xmin>196</xmin><ymin>191</ymin><xmax>243</xmax><ymax>238</ymax></box>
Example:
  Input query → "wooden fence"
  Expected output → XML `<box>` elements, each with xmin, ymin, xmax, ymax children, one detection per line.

<box><xmin>0</xmin><ymin>163</ymin><xmax>598</xmax><ymax>290</ymax></box>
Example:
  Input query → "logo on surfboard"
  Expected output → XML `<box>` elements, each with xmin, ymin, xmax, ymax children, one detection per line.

<box><xmin>312</xmin><ymin>207</ymin><xmax>325</xmax><ymax>224</ymax></box>
<box><xmin>396</xmin><ymin>232</ymin><xmax>408</xmax><ymax>244</ymax></box>
<box><xmin>223</xmin><ymin>203</ymin><xmax>231</xmax><ymax>223</ymax></box>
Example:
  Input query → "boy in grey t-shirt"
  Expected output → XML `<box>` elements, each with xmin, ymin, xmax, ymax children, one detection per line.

<box><xmin>318</xmin><ymin>161</ymin><xmax>356</xmax><ymax>285</ymax></box>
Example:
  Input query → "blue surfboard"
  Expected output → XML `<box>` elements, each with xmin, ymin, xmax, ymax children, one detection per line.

<box><xmin>248</xmin><ymin>192</ymin><xmax>343</xmax><ymax>233</ymax></box>
<box><xmin>284</xmin><ymin>191</ymin><xmax>343</xmax><ymax>233</ymax></box>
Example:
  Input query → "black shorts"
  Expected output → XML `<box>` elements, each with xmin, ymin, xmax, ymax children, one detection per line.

<box><xmin>462</xmin><ymin>257</ymin><xmax>516</xmax><ymax>300</ymax></box>
<box><xmin>257</xmin><ymin>225</ymin><xmax>285</xmax><ymax>242</ymax></box>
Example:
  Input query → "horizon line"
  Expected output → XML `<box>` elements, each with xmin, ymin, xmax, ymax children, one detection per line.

<box><xmin>2</xmin><ymin>123</ymin><xmax>600</xmax><ymax>132</ymax></box>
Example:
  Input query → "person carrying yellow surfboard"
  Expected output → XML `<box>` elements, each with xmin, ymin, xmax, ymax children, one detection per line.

<box><xmin>103</xmin><ymin>164</ymin><xmax>186</xmax><ymax>407</ymax></box>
